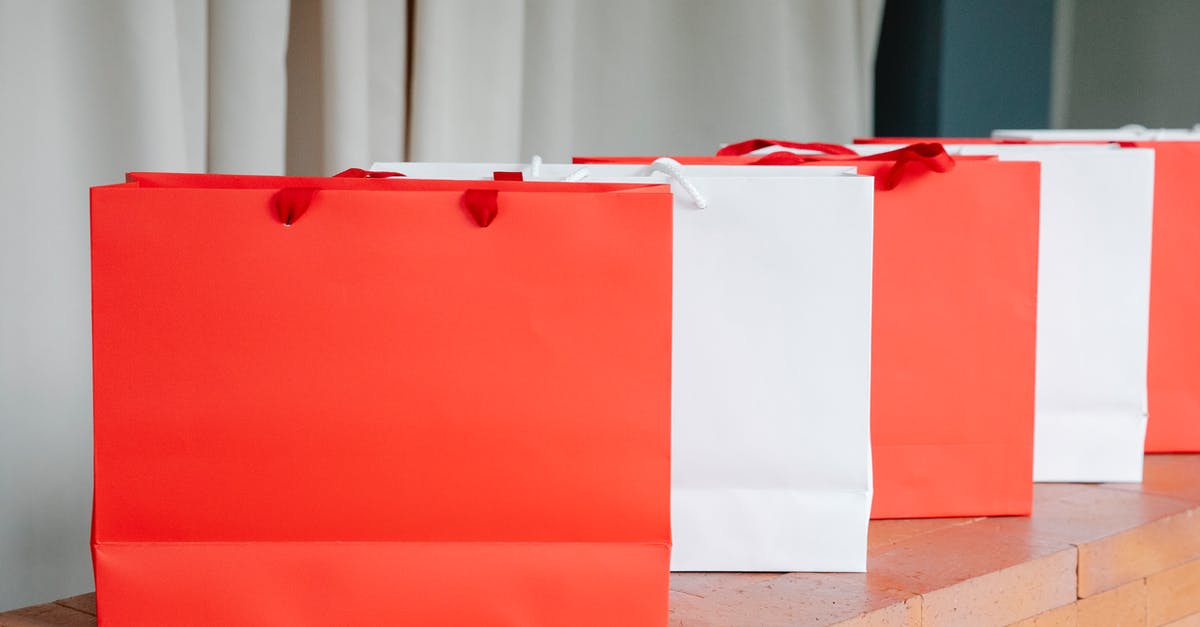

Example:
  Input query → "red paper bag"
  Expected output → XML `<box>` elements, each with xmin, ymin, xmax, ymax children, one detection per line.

<box><xmin>860</xmin><ymin>136</ymin><xmax>1200</xmax><ymax>453</ymax></box>
<box><xmin>91</xmin><ymin>173</ymin><xmax>673</xmax><ymax>626</ymax></box>
<box><xmin>577</xmin><ymin>147</ymin><xmax>1041</xmax><ymax>518</ymax></box>
<box><xmin>1139</xmin><ymin>142</ymin><xmax>1200</xmax><ymax>452</ymax></box>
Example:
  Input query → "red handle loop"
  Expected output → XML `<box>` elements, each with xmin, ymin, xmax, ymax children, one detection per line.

<box><xmin>273</xmin><ymin>187</ymin><xmax>319</xmax><ymax>226</ymax></box>
<box><xmin>863</xmin><ymin>143</ymin><xmax>955</xmax><ymax>190</ymax></box>
<box><xmin>275</xmin><ymin>168</ymin><xmax>405</xmax><ymax>224</ymax></box>
<box><xmin>333</xmin><ymin>167</ymin><xmax>405</xmax><ymax>179</ymax></box>
<box><xmin>272</xmin><ymin>170</ymin><xmax>496</xmax><ymax>228</ymax></box>
<box><xmin>461</xmin><ymin>189</ymin><xmax>500</xmax><ymax>227</ymax></box>
<box><xmin>275</xmin><ymin>187</ymin><xmax>499</xmax><ymax>227</ymax></box>
<box><xmin>716</xmin><ymin>139</ymin><xmax>859</xmax><ymax>157</ymax></box>
<box><xmin>749</xmin><ymin>142</ymin><xmax>955</xmax><ymax>190</ymax></box>
<box><xmin>748</xmin><ymin>151</ymin><xmax>817</xmax><ymax>166</ymax></box>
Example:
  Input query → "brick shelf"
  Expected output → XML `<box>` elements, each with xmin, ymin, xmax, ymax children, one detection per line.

<box><xmin>3</xmin><ymin>455</ymin><xmax>1199</xmax><ymax>626</ymax></box>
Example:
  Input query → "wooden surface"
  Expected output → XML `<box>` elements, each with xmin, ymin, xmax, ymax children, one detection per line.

<box><xmin>3</xmin><ymin>455</ymin><xmax>1199</xmax><ymax>626</ymax></box>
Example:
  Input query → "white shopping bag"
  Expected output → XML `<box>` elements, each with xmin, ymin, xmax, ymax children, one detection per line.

<box><xmin>854</xmin><ymin>144</ymin><xmax>1155</xmax><ymax>482</ymax></box>
<box><xmin>994</xmin><ymin>126</ymin><xmax>1200</xmax><ymax>141</ymax></box>
<box><xmin>376</xmin><ymin>160</ymin><xmax>875</xmax><ymax>572</ymax></box>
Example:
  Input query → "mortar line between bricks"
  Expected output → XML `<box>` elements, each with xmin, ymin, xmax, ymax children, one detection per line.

<box><xmin>52</xmin><ymin>600</ymin><xmax>96</xmax><ymax>617</ymax></box>
<box><xmin>1088</xmin><ymin>484</ymin><xmax>1200</xmax><ymax>507</ymax></box>
<box><xmin>871</xmin><ymin>517</ymin><xmax>987</xmax><ymax>553</ymax></box>
<box><xmin>1141</xmin><ymin>577</ymin><xmax>1149</xmax><ymax>626</ymax></box>
<box><xmin>901</xmin><ymin>546</ymin><xmax>1078</xmax><ymax>625</ymax></box>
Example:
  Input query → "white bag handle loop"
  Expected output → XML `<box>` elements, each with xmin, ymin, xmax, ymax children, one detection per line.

<box><xmin>559</xmin><ymin>158</ymin><xmax>708</xmax><ymax>209</ymax></box>
<box><xmin>648</xmin><ymin>157</ymin><xmax>708</xmax><ymax>209</ymax></box>
<box><xmin>562</xmin><ymin>167</ymin><xmax>590</xmax><ymax>182</ymax></box>
<box><xmin>1118</xmin><ymin>124</ymin><xmax>1188</xmax><ymax>140</ymax></box>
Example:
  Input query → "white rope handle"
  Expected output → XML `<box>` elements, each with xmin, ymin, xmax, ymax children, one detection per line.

<box><xmin>559</xmin><ymin>159</ymin><xmax>708</xmax><ymax>209</ymax></box>
<box><xmin>648</xmin><ymin>157</ymin><xmax>708</xmax><ymax>209</ymax></box>
<box><xmin>1120</xmin><ymin>124</ymin><xmax>1175</xmax><ymax>140</ymax></box>
<box><xmin>529</xmin><ymin>155</ymin><xmax>543</xmax><ymax>178</ymax></box>
<box><xmin>562</xmin><ymin>167</ymin><xmax>590</xmax><ymax>182</ymax></box>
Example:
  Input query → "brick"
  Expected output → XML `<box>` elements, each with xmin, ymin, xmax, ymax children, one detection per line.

<box><xmin>1080</xmin><ymin>508</ymin><xmax>1200</xmax><ymax>597</ymax></box>
<box><xmin>669</xmin><ymin>572</ymin><xmax>781</xmax><ymax>599</ymax></box>
<box><xmin>1147</xmin><ymin>559</ymin><xmax>1200</xmax><ymax>626</ymax></box>
<box><xmin>1077</xmin><ymin>579</ymin><xmax>1146</xmax><ymax>627</ymax></box>
<box><xmin>669</xmin><ymin>571</ymin><xmax>916</xmax><ymax>626</ymax></box>
<box><xmin>0</xmin><ymin>602</ymin><xmax>96</xmax><ymax>627</ymax></box>
<box><xmin>868</xmin><ymin>516</ymin><xmax>1069</xmax><ymax>590</ymax></box>
<box><xmin>1010</xmin><ymin>602</ymin><xmax>1077</xmax><ymax>627</ymax></box>
<box><xmin>867</xmin><ymin>517</ymin><xmax>980</xmax><ymax>551</ymax></box>
<box><xmin>1028</xmin><ymin>484</ymin><xmax>1197</xmax><ymax>550</ymax></box>
<box><xmin>1102</xmin><ymin>455</ymin><xmax>1200</xmax><ymax>504</ymax></box>
<box><xmin>50</xmin><ymin>596</ymin><xmax>94</xmax><ymax>617</ymax></box>
<box><xmin>919</xmin><ymin>548</ymin><xmax>1077</xmax><ymax>626</ymax></box>
<box><xmin>833</xmin><ymin>596</ymin><xmax>920</xmax><ymax>627</ymax></box>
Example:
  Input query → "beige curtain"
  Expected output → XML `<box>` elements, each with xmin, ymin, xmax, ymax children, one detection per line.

<box><xmin>0</xmin><ymin>0</ymin><xmax>882</xmax><ymax>610</ymax></box>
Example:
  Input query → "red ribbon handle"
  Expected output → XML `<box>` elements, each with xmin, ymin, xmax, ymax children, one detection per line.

<box><xmin>273</xmin><ymin>187</ymin><xmax>318</xmax><ymax>226</ymax></box>
<box><xmin>862</xmin><ymin>143</ymin><xmax>955</xmax><ymax>190</ymax></box>
<box><xmin>275</xmin><ymin>187</ymin><xmax>499</xmax><ymax>227</ymax></box>
<box><xmin>461</xmin><ymin>189</ymin><xmax>500</xmax><ymax>227</ymax></box>
<box><xmin>748</xmin><ymin>142</ymin><xmax>955</xmax><ymax>190</ymax></box>
<box><xmin>748</xmin><ymin>152</ymin><xmax>818</xmax><ymax>166</ymax></box>
<box><xmin>273</xmin><ymin>168</ymin><xmax>406</xmax><ymax>225</ymax></box>
<box><xmin>272</xmin><ymin>169</ymin><xmax>497</xmax><ymax>227</ymax></box>
<box><xmin>716</xmin><ymin>139</ymin><xmax>859</xmax><ymax>157</ymax></box>
<box><xmin>333</xmin><ymin>167</ymin><xmax>405</xmax><ymax>179</ymax></box>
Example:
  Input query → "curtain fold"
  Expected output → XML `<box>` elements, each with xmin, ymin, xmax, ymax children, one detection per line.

<box><xmin>408</xmin><ymin>0</ymin><xmax>529</xmax><ymax>161</ymax></box>
<box><xmin>406</xmin><ymin>0</ymin><xmax>884</xmax><ymax>162</ymax></box>
<box><xmin>0</xmin><ymin>0</ymin><xmax>882</xmax><ymax>611</ymax></box>
<box><xmin>207</xmin><ymin>0</ymin><xmax>289</xmax><ymax>173</ymax></box>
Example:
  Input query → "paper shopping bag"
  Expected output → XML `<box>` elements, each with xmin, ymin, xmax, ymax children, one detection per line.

<box><xmin>854</xmin><ymin>140</ymin><xmax>1155</xmax><ymax>482</ymax></box>
<box><xmin>91</xmin><ymin>172</ymin><xmax>673</xmax><ymax>626</ymax></box>
<box><xmin>994</xmin><ymin>127</ymin><xmax>1200</xmax><ymax>141</ymax></box>
<box><xmin>374</xmin><ymin>160</ymin><xmax>876</xmax><ymax>572</ymax></box>
<box><xmin>577</xmin><ymin>147</ymin><xmax>1042</xmax><ymax>519</ymax></box>
<box><xmin>991</xmin><ymin>129</ymin><xmax>1200</xmax><ymax>454</ymax></box>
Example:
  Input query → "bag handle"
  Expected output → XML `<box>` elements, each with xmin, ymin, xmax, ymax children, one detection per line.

<box><xmin>555</xmin><ymin>158</ymin><xmax>708</xmax><ymax>209</ymax></box>
<box><xmin>648</xmin><ymin>158</ymin><xmax>708</xmax><ymax>209</ymax></box>
<box><xmin>863</xmin><ymin>143</ymin><xmax>955</xmax><ymax>190</ymax></box>
<box><xmin>750</xmin><ymin>142</ymin><xmax>956</xmax><ymax>191</ymax></box>
<box><xmin>461</xmin><ymin>189</ymin><xmax>500</xmax><ymax>227</ymax></box>
<box><xmin>716</xmin><ymin>139</ymin><xmax>859</xmax><ymax>157</ymax></box>
<box><xmin>272</xmin><ymin>168</ymin><xmax>498</xmax><ymax>228</ymax></box>
<box><xmin>333</xmin><ymin>167</ymin><xmax>405</xmax><ymax>179</ymax></box>
<box><xmin>274</xmin><ymin>168</ymin><xmax>405</xmax><ymax>226</ymax></box>
<box><xmin>273</xmin><ymin>187</ymin><xmax>320</xmax><ymax>226</ymax></box>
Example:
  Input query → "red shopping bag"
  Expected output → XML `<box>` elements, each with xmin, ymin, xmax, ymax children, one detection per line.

<box><xmin>1138</xmin><ymin>142</ymin><xmax>1200</xmax><ymax>452</ymax></box>
<box><xmin>578</xmin><ymin>146</ymin><xmax>1041</xmax><ymax>518</ymax></box>
<box><xmin>859</xmin><ymin>136</ymin><xmax>1200</xmax><ymax>453</ymax></box>
<box><xmin>91</xmin><ymin>173</ymin><xmax>673</xmax><ymax>626</ymax></box>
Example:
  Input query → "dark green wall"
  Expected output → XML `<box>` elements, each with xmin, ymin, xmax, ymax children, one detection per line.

<box><xmin>875</xmin><ymin>0</ymin><xmax>1055</xmax><ymax>137</ymax></box>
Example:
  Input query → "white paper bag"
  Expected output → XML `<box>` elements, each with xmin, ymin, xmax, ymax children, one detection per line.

<box><xmin>994</xmin><ymin>127</ymin><xmax>1200</xmax><ymax>141</ymax></box>
<box><xmin>855</xmin><ymin>144</ymin><xmax>1155</xmax><ymax>482</ymax></box>
<box><xmin>375</xmin><ymin>160</ymin><xmax>875</xmax><ymax>572</ymax></box>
